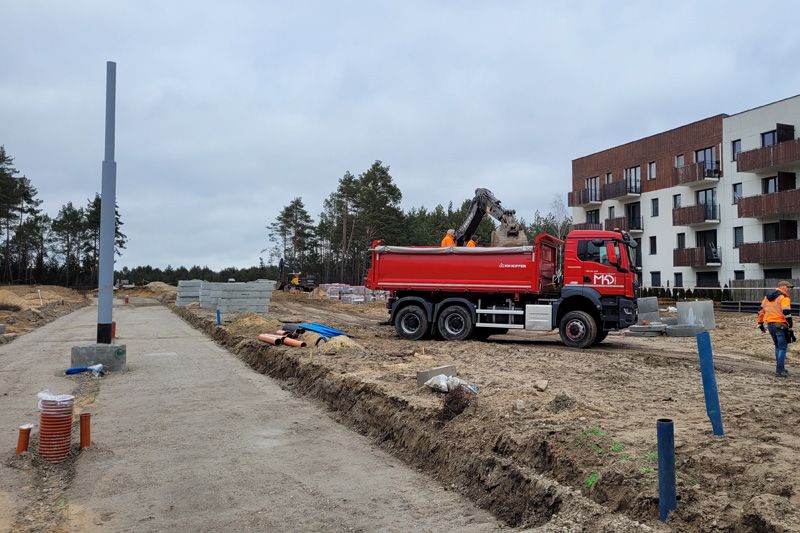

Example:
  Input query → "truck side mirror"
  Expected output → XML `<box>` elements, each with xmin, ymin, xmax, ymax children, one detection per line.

<box><xmin>605</xmin><ymin>242</ymin><xmax>618</xmax><ymax>264</ymax></box>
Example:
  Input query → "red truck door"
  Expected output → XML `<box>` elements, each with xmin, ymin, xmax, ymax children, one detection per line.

<box><xmin>575</xmin><ymin>238</ymin><xmax>628</xmax><ymax>296</ymax></box>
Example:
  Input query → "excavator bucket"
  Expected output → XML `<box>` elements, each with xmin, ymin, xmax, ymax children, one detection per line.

<box><xmin>491</xmin><ymin>223</ymin><xmax>529</xmax><ymax>247</ymax></box>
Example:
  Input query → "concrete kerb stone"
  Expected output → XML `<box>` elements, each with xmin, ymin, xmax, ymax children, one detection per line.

<box><xmin>71</xmin><ymin>343</ymin><xmax>127</xmax><ymax>371</ymax></box>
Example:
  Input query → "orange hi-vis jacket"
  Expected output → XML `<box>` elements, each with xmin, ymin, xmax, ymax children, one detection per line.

<box><xmin>758</xmin><ymin>287</ymin><xmax>792</xmax><ymax>326</ymax></box>
<box><xmin>466</xmin><ymin>240</ymin><xmax>477</xmax><ymax>247</ymax></box>
<box><xmin>440</xmin><ymin>234</ymin><xmax>456</xmax><ymax>247</ymax></box>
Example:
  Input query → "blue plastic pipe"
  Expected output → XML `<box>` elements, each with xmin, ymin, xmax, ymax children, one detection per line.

<box><xmin>657</xmin><ymin>418</ymin><xmax>677</xmax><ymax>521</ymax></box>
<box><xmin>216</xmin><ymin>307</ymin><xmax>221</xmax><ymax>326</ymax></box>
<box><xmin>696</xmin><ymin>331</ymin><xmax>724</xmax><ymax>436</ymax></box>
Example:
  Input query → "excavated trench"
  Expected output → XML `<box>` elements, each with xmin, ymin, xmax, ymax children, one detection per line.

<box><xmin>172</xmin><ymin>305</ymin><xmax>651</xmax><ymax>531</ymax></box>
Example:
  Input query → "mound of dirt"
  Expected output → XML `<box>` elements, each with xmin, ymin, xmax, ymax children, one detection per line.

<box><xmin>308</xmin><ymin>287</ymin><xmax>327</xmax><ymax>299</ymax></box>
<box><xmin>316</xmin><ymin>335</ymin><xmax>364</xmax><ymax>353</ymax></box>
<box><xmin>0</xmin><ymin>290</ymin><xmax>29</xmax><ymax>308</ymax></box>
<box><xmin>226</xmin><ymin>313</ymin><xmax>283</xmax><ymax>338</ymax></box>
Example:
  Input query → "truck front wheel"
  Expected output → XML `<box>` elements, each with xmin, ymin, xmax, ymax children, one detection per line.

<box><xmin>559</xmin><ymin>310</ymin><xmax>597</xmax><ymax>348</ymax></box>
<box><xmin>395</xmin><ymin>305</ymin><xmax>429</xmax><ymax>340</ymax></box>
<box><xmin>437</xmin><ymin>305</ymin><xmax>473</xmax><ymax>341</ymax></box>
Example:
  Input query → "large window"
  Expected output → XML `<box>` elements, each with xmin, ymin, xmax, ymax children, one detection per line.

<box><xmin>651</xmin><ymin>271</ymin><xmax>662</xmax><ymax>287</ymax></box>
<box><xmin>762</xmin><ymin>130</ymin><xmax>777</xmax><ymax>147</ymax></box>
<box><xmin>673</xmin><ymin>193</ymin><xmax>682</xmax><ymax>208</ymax></box>
<box><xmin>695</xmin><ymin>146</ymin><xmax>715</xmax><ymax>166</ymax></box>
<box><xmin>648</xmin><ymin>161</ymin><xmax>656</xmax><ymax>180</ymax></box>
<box><xmin>676</xmin><ymin>232</ymin><xmax>686</xmax><ymax>249</ymax></box>
<box><xmin>732</xmin><ymin>139</ymin><xmax>742</xmax><ymax>161</ymax></box>
<box><xmin>765</xmin><ymin>268</ymin><xmax>792</xmax><ymax>279</ymax></box>
<box><xmin>763</xmin><ymin>176</ymin><xmax>778</xmax><ymax>194</ymax></box>
<box><xmin>675</xmin><ymin>154</ymin><xmax>685</xmax><ymax>168</ymax></box>
<box><xmin>732</xmin><ymin>182</ymin><xmax>742</xmax><ymax>204</ymax></box>
<box><xmin>649</xmin><ymin>236</ymin><xmax>657</xmax><ymax>255</ymax></box>
<box><xmin>625</xmin><ymin>166</ymin><xmax>641</xmax><ymax>193</ymax></box>
<box><xmin>577</xmin><ymin>240</ymin><xmax>620</xmax><ymax>265</ymax></box>
<box><xmin>586</xmin><ymin>176</ymin><xmax>600</xmax><ymax>202</ymax></box>
<box><xmin>733</xmin><ymin>226</ymin><xmax>744</xmax><ymax>248</ymax></box>
<box><xmin>763</xmin><ymin>222</ymin><xmax>780</xmax><ymax>242</ymax></box>
<box><xmin>586</xmin><ymin>209</ymin><xmax>600</xmax><ymax>224</ymax></box>
<box><xmin>674</xmin><ymin>273</ymin><xmax>683</xmax><ymax>288</ymax></box>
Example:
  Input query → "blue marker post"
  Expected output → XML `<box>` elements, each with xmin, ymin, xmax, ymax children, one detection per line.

<box><xmin>657</xmin><ymin>418</ymin><xmax>677</xmax><ymax>521</ymax></box>
<box><xmin>696</xmin><ymin>331</ymin><xmax>724</xmax><ymax>436</ymax></box>
<box><xmin>216</xmin><ymin>306</ymin><xmax>221</xmax><ymax>326</ymax></box>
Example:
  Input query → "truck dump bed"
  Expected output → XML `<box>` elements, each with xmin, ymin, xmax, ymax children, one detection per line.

<box><xmin>365</xmin><ymin>234</ymin><xmax>562</xmax><ymax>295</ymax></box>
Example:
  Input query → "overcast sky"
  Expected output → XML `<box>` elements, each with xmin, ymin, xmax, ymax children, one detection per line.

<box><xmin>2</xmin><ymin>1</ymin><xmax>799</xmax><ymax>269</ymax></box>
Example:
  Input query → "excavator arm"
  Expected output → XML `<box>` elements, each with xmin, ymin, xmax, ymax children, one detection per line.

<box><xmin>455</xmin><ymin>188</ymin><xmax>529</xmax><ymax>247</ymax></box>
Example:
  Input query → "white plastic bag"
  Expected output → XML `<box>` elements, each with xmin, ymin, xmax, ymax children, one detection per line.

<box><xmin>423</xmin><ymin>374</ymin><xmax>450</xmax><ymax>392</ymax></box>
<box><xmin>37</xmin><ymin>389</ymin><xmax>75</xmax><ymax>409</ymax></box>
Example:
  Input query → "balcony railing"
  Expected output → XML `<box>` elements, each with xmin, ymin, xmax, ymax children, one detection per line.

<box><xmin>738</xmin><ymin>239</ymin><xmax>800</xmax><ymax>264</ymax></box>
<box><xmin>571</xmin><ymin>222</ymin><xmax>603</xmax><ymax>231</ymax></box>
<box><xmin>672</xmin><ymin>203</ymin><xmax>718</xmax><ymax>226</ymax></box>
<box><xmin>567</xmin><ymin>188</ymin><xmax>602</xmax><ymax>207</ymax></box>
<box><xmin>672</xmin><ymin>161</ymin><xmax>721</xmax><ymax>186</ymax></box>
<box><xmin>737</xmin><ymin>188</ymin><xmax>800</xmax><ymax>218</ymax></box>
<box><xmin>601</xmin><ymin>179</ymin><xmax>640</xmax><ymax>200</ymax></box>
<box><xmin>673</xmin><ymin>246</ymin><xmax>721</xmax><ymax>267</ymax></box>
<box><xmin>604</xmin><ymin>216</ymin><xmax>643</xmax><ymax>232</ymax></box>
<box><xmin>737</xmin><ymin>138</ymin><xmax>800</xmax><ymax>172</ymax></box>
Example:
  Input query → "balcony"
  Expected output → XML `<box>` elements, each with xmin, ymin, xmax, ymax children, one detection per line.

<box><xmin>568</xmin><ymin>188</ymin><xmax>602</xmax><ymax>207</ymax></box>
<box><xmin>672</xmin><ymin>161</ymin><xmax>721</xmax><ymax>187</ymax></box>
<box><xmin>602</xmin><ymin>180</ymin><xmax>640</xmax><ymax>201</ymax></box>
<box><xmin>672</xmin><ymin>203</ymin><xmax>719</xmax><ymax>226</ymax></box>
<box><xmin>604</xmin><ymin>216</ymin><xmax>643</xmax><ymax>233</ymax></box>
<box><xmin>737</xmin><ymin>138</ymin><xmax>800</xmax><ymax>172</ymax></box>
<box><xmin>572</xmin><ymin>222</ymin><xmax>602</xmax><ymax>231</ymax></box>
<box><xmin>737</xmin><ymin>188</ymin><xmax>800</xmax><ymax>218</ymax></box>
<box><xmin>673</xmin><ymin>247</ymin><xmax>721</xmax><ymax>267</ymax></box>
<box><xmin>738</xmin><ymin>239</ymin><xmax>800</xmax><ymax>264</ymax></box>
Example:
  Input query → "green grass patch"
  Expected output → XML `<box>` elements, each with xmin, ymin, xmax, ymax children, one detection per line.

<box><xmin>585</xmin><ymin>472</ymin><xmax>600</xmax><ymax>489</ymax></box>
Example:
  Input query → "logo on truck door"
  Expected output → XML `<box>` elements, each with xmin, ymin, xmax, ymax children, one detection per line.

<box><xmin>593</xmin><ymin>273</ymin><xmax>616</xmax><ymax>285</ymax></box>
<box><xmin>499</xmin><ymin>263</ymin><xmax>527</xmax><ymax>269</ymax></box>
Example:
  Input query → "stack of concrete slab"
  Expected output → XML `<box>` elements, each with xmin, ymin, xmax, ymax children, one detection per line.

<box><xmin>176</xmin><ymin>280</ymin><xmax>202</xmax><ymax>306</ymax></box>
<box><xmin>195</xmin><ymin>280</ymin><xmax>276</xmax><ymax>313</ymax></box>
<box><xmin>625</xmin><ymin>297</ymin><xmax>666</xmax><ymax>337</ymax></box>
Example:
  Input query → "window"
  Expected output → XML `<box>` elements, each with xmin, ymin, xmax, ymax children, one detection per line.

<box><xmin>732</xmin><ymin>139</ymin><xmax>742</xmax><ymax>161</ymax></box>
<box><xmin>675</xmin><ymin>154</ymin><xmax>685</xmax><ymax>168</ymax></box>
<box><xmin>733</xmin><ymin>226</ymin><xmax>744</xmax><ymax>248</ymax></box>
<box><xmin>586</xmin><ymin>176</ymin><xmax>599</xmax><ymax>202</ymax></box>
<box><xmin>605</xmin><ymin>172</ymin><xmax>613</xmax><ymax>184</ymax></box>
<box><xmin>586</xmin><ymin>209</ymin><xmax>600</xmax><ymax>224</ymax></box>
<box><xmin>734</xmin><ymin>270</ymin><xmax>745</xmax><ymax>281</ymax></box>
<box><xmin>651</xmin><ymin>198</ymin><xmax>659</xmax><ymax>217</ymax></box>
<box><xmin>763</xmin><ymin>176</ymin><xmax>778</xmax><ymax>194</ymax></box>
<box><xmin>763</xmin><ymin>222</ymin><xmax>780</xmax><ymax>242</ymax></box>
<box><xmin>577</xmin><ymin>240</ymin><xmax>620</xmax><ymax>266</ymax></box>
<box><xmin>648</xmin><ymin>161</ymin><xmax>656</xmax><ymax>180</ymax></box>
<box><xmin>651</xmin><ymin>271</ymin><xmax>662</xmax><ymax>287</ymax></box>
<box><xmin>676</xmin><ymin>233</ymin><xmax>686</xmax><ymax>249</ymax></box>
<box><xmin>732</xmin><ymin>183</ymin><xmax>742</xmax><ymax>204</ymax></box>
<box><xmin>672</xmin><ymin>193</ymin><xmax>682</xmax><ymax>208</ymax></box>
<box><xmin>608</xmin><ymin>206</ymin><xmax>615</xmax><ymax>219</ymax></box>
<box><xmin>762</xmin><ymin>130</ymin><xmax>777</xmax><ymax>147</ymax></box>
<box><xmin>674</xmin><ymin>273</ymin><xmax>683</xmax><ymax>288</ymax></box>
<box><xmin>649</xmin><ymin>236</ymin><xmax>657</xmax><ymax>255</ymax></box>
<box><xmin>765</xmin><ymin>268</ymin><xmax>792</xmax><ymax>280</ymax></box>
<box><xmin>624</xmin><ymin>166</ymin><xmax>641</xmax><ymax>193</ymax></box>
<box><xmin>697</xmin><ymin>271</ymin><xmax>719</xmax><ymax>288</ymax></box>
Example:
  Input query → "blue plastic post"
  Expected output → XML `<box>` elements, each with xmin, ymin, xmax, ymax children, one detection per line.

<box><xmin>216</xmin><ymin>306</ymin><xmax>221</xmax><ymax>326</ymax></box>
<box><xmin>657</xmin><ymin>418</ymin><xmax>677</xmax><ymax>522</ymax></box>
<box><xmin>696</xmin><ymin>331</ymin><xmax>724</xmax><ymax>436</ymax></box>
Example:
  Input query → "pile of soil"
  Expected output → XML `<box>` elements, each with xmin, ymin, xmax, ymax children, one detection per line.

<box><xmin>225</xmin><ymin>313</ymin><xmax>283</xmax><ymax>338</ymax></box>
<box><xmin>0</xmin><ymin>285</ymin><xmax>88</xmax><ymax>337</ymax></box>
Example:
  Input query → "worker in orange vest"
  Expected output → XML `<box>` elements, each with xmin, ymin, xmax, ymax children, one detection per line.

<box><xmin>440</xmin><ymin>229</ymin><xmax>456</xmax><ymax>247</ymax></box>
<box><xmin>758</xmin><ymin>280</ymin><xmax>795</xmax><ymax>377</ymax></box>
<box><xmin>466</xmin><ymin>235</ymin><xmax>478</xmax><ymax>247</ymax></box>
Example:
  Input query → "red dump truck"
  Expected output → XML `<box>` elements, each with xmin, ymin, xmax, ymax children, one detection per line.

<box><xmin>365</xmin><ymin>230</ymin><xmax>638</xmax><ymax>348</ymax></box>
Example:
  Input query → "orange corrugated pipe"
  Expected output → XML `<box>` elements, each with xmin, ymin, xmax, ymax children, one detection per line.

<box><xmin>16</xmin><ymin>424</ymin><xmax>33</xmax><ymax>455</ymax></box>
<box><xmin>79</xmin><ymin>413</ymin><xmax>91</xmax><ymax>449</ymax></box>
<box><xmin>257</xmin><ymin>334</ymin><xmax>284</xmax><ymax>345</ymax></box>
<box><xmin>282</xmin><ymin>337</ymin><xmax>307</xmax><ymax>348</ymax></box>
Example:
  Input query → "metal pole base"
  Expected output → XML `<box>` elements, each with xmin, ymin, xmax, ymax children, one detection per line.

<box><xmin>97</xmin><ymin>323</ymin><xmax>113</xmax><ymax>344</ymax></box>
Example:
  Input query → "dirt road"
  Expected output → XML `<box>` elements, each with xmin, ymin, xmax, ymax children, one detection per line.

<box><xmin>1</xmin><ymin>301</ymin><xmax>499</xmax><ymax>532</ymax></box>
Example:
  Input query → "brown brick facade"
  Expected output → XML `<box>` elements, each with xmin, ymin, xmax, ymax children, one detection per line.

<box><xmin>571</xmin><ymin>115</ymin><xmax>726</xmax><ymax>194</ymax></box>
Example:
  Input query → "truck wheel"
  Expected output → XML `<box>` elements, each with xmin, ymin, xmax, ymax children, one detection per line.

<box><xmin>395</xmin><ymin>305</ymin><xmax>429</xmax><ymax>340</ymax></box>
<box><xmin>593</xmin><ymin>330</ymin><xmax>609</xmax><ymax>345</ymax></box>
<box><xmin>437</xmin><ymin>305</ymin><xmax>473</xmax><ymax>341</ymax></box>
<box><xmin>559</xmin><ymin>310</ymin><xmax>597</xmax><ymax>348</ymax></box>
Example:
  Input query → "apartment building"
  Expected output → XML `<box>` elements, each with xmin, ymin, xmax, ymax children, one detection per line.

<box><xmin>569</xmin><ymin>94</ymin><xmax>800</xmax><ymax>288</ymax></box>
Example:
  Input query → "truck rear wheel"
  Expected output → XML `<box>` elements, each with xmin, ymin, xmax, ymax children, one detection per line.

<box><xmin>437</xmin><ymin>305</ymin><xmax>473</xmax><ymax>341</ymax></box>
<box><xmin>559</xmin><ymin>310</ymin><xmax>597</xmax><ymax>348</ymax></box>
<box><xmin>395</xmin><ymin>305</ymin><xmax>429</xmax><ymax>340</ymax></box>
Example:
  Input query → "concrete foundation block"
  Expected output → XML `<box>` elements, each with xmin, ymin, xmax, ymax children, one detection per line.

<box><xmin>71</xmin><ymin>343</ymin><xmax>127</xmax><ymax>371</ymax></box>
<box><xmin>624</xmin><ymin>331</ymin><xmax>662</xmax><ymax>337</ymax></box>
<box><xmin>416</xmin><ymin>365</ymin><xmax>457</xmax><ymax>387</ymax></box>
<box><xmin>629</xmin><ymin>324</ymin><xmax>667</xmax><ymax>333</ymax></box>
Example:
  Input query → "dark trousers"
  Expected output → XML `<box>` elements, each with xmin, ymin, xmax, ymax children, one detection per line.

<box><xmin>767</xmin><ymin>323</ymin><xmax>788</xmax><ymax>373</ymax></box>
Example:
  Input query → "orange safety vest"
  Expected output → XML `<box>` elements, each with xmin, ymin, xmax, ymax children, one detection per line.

<box><xmin>466</xmin><ymin>240</ymin><xmax>477</xmax><ymax>247</ymax></box>
<box><xmin>758</xmin><ymin>288</ymin><xmax>791</xmax><ymax>325</ymax></box>
<box><xmin>440</xmin><ymin>234</ymin><xmax>456</xmax><ymax>247</ymax></box>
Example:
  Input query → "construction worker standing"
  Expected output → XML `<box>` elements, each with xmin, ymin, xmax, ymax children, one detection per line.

<box><xmin>440</xmin><ymin>229</ymin><xmax>456</xmax><ymax>247</ymax></box>
<box><xmin>466</xmin><ymin>235</ymin><xmax>478</xmax><ymax>247</ymax></box>
<box><xmin>758</xmin><ymin>280</ymin><xmax>795</xmax><ymax>377</ymax></box>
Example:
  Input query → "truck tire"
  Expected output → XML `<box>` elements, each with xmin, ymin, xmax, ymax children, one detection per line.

<box><xmin>592</xmin><ymin>330</ymin><xmax>609</xmax><ymax>345</ymax></box>
<box><xmin>395</xmin><ymin>305</ymin><xmax>429</xmax><ymax>340</ymax></box>
<box><xmin>437</xmin><ymin>305</ymin><xmax>473</xmax><ymax>341</ymax></box>
<box><xmin>559</xmin><ymin>310</ymin><xmax>597</xmax><ymax>348</ymax></box>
